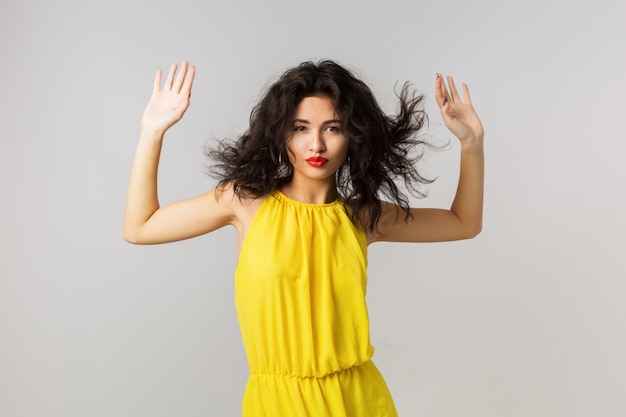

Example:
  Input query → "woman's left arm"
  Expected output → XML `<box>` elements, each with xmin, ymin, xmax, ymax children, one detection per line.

<box><xmin>371</xmin><ymin>74</ymin><xmax>484</xmax><ymax>244</ymax></box>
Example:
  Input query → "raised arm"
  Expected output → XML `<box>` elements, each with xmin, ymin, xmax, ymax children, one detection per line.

<box><xmin>123</xmin><ymin>62</ymin><xmax>235</xmax><ymax>244</ymax></box>
<box><xmin>371</xmin><ymin>74</ymin><xmax>484</xmax><ymax>243</ymax></box>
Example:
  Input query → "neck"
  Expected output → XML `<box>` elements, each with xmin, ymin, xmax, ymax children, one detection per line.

<box><xmin>281</xmin><ymin>177</ymin><xmax>339</xmax><ymax>204</ymax></box>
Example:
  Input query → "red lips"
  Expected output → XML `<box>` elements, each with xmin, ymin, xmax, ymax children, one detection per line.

<box><xmin>306</xmin><ymin>156</ymin><xmax>328</xmax><ymax>167</ymax></box>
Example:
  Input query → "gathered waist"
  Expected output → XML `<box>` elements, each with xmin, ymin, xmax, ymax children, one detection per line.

<box><xmin>242</xmin><ymin>359</ymin><xmax>397</xmax><ymax>416</ymax></box>
<box><xmin>249</xmin><ymin>359</ymin><xmax>373</xmax><ymax>381</ymax></box>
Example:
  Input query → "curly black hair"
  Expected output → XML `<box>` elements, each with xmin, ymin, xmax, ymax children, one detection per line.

<box><xmin>208</xmin><ymin>60</ymin><xmax>434</xmax><ymax>232</ymax></box>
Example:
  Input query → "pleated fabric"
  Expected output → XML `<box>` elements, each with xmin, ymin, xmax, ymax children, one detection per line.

<box><xmin>234</xmin><ymin>190</ymin><xmax>397</xmax><ymax>416</ymax></box>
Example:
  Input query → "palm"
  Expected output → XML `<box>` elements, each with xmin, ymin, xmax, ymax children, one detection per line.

<box><xmin>141</xmin><ymin>61</ymin><xmax>196</xmax><ymax>133</ymax></box>
<box><xmin>435</xmin><ymin>74</ymin><xmax>483</xmax><ymax>143</ymax></box>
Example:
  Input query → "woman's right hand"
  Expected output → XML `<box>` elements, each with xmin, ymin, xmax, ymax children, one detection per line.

<box><xmin>141</xmin><ymin>61</ymin><xmax>195</xmax><ymax>134</ymax></box>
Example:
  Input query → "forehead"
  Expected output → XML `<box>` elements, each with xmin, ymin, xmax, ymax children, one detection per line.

<box><xmin>293</xmin><ymin>95</ymin><xmax>339</xmax><ymax>119</ymax></box>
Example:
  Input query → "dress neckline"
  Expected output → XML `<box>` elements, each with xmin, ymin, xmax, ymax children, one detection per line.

<box><xmin>274</xmin><ymin>189</ymin><xmax>342</xmax><ymax>208</ymax></box>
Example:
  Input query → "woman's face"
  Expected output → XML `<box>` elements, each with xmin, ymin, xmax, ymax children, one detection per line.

<box><xmin>286</xmin><ymin>95</ymin><xmax>349</xmax><ymax>186</ymax></box>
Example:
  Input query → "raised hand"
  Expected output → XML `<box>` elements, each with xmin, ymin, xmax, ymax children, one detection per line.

<box><xmin>141</xmin><ymin>61</ymin><xmax>196</xmax><ymax>134</ymax></box>
<box><xmin>435</xmin><ymin>74</ymin><xmax>484</xmax><ymax>144</ymax></box>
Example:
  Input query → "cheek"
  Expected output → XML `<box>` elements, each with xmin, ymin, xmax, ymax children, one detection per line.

<box><xmin>339</xmin><ymin>138</ymin><xmax>350</xmax><ymax>157</ymax></box>
<box><xmin>286</xmin><ymin>136</ymin><xmax>308</xmax><ymax>161</ymax></box>
<box><xmin>284</xmin><ymin>141</ymin><xmax>297</xmax><ymax>164</ymax></box>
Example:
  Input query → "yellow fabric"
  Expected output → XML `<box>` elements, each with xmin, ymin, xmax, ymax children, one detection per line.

<box><xmin>235</xmin><ymin>190</ymin><xmax>397</xmax><ymax>416</ymax></box>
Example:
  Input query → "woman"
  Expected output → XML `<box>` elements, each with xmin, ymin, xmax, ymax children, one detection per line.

<box><xmin>124</xmin><ymin>60</ymin><xmax>484</xmax><ymax>416</ymax></box>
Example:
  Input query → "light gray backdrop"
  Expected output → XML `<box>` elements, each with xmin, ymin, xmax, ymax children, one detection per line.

<box><xmin>1</xmin><ymin>0</ymin><xmax>625</xmax><ymax>416</ymax></box>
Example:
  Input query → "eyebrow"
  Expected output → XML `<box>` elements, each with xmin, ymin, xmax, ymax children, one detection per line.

<box><xmin>292</xmin><ymin>118</ymin><xmax>342</xmax><ymax>125</ymax></box>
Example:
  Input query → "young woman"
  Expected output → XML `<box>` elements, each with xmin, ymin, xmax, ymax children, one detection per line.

<box><xmin>124</xmin><ymin>60</ymin><xmax>484</xmax><ymax>416</ymax></box>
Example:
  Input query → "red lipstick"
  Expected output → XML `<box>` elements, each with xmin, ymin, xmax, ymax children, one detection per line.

<box><xmin>306</xmin><ymin>156</ymin><xmax>328</xmax><ymax>167</ymax></box>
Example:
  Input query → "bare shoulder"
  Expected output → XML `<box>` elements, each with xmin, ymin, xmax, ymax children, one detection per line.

<box><xmin>214</xmin><ymin>182</ymin><xmax>266</xmax><ymax>240</ymax></box>
<box><xmin>357</xmin><ymin>200</ymin><xmax>399</xmax><ymax>245</ymax></box>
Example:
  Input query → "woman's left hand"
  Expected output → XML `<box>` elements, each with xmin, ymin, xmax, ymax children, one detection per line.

<box><xmin>436</xmin><ymin>74</ymin><xmax>484</xmax><ymax>144</ymax></box>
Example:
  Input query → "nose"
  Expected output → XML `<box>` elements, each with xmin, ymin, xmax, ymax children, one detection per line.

<box><xmin>309</xmin><ymin>130</ymin><xmax>326</xmax><ymax>153</ymax></box>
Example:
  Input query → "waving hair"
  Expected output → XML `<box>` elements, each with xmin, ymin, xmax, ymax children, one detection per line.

<box><xmin>208</xmin><ymin>60</ymin><xmax>434</xmax><ymax>232</ymax></box>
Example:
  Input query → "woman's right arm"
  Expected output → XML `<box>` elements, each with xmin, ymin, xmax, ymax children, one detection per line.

<box><xmin>123</xmin><ymin>61</ymin><xmax>235</xmax><ymax>244</ymax></box>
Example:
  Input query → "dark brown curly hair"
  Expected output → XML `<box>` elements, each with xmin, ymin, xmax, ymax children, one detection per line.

<box><xmin>208</xmin><ymin>60</ymin><xmax>434</xmax><ymax>232</ymax></box>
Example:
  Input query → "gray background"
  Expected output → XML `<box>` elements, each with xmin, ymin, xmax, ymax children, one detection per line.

<box><xmin>1</xmin><ymin>0</ymin><xmax>625</xmax><ymax>416</ymax></box>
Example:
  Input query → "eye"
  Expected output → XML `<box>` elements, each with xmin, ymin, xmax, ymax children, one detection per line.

<box><xmin>293</xmin><ymin>125</ymin><xmax>306</xmax><ymax>132</ymax></box>
<box><xmin>327</xmin><ymin>126</ymin><xmax>341</xmax><ymax>133</ymax></box>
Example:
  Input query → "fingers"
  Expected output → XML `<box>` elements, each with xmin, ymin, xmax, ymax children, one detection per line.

<box><xmin>447</xmin><ymin>76</ymin><xmax>461</xmax><ymax>103</ymax></box>
<box><xmin>462</xmin><ymin>83</ymin><xmax>472</xmax><ymax>105</ymax></box>
<box><xmin>164</xmin><ymin>63</ymin><xmax>178</xmax><ymax>90</ymax></box>
<box><xmin>180</xmin><ymin>64</ymin><xmax>195</xmax><ymax>95</ymax></box>
<box><xmin>154</xmin><ymin>61</ymin><xmax>195</xmax><ymax>94</ymax></box>
<box><xmin>435</xmin><ymin>73</ymin><xmax>451</xmax><ymax>108</ymax></box>
<box><xmin>435</xmin><ymin>73</ymin><xmax>473</xmax><ymax>106</ymax></box>
<box><xmin>172</xmin><ymin>61</ymin><xmax>189</xmax><ymax>93</ymax></box>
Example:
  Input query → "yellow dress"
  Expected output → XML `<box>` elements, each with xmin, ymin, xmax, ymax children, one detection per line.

<box><xmin>235</xmin><ymin>190</ymin><xmax>397</xmax><ymax>416</ymax></box>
